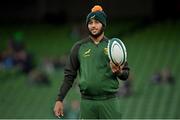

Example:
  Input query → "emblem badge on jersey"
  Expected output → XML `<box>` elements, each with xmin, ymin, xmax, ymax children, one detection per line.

<box><xmin>104</xmin><ymin>47</ymin><xmax>108</xmax><ymax>55</ymax></box>
<box><xmin>83</xmin><ymin>49</ymin><xmax>91</xmax><ymax>57</ymax></box>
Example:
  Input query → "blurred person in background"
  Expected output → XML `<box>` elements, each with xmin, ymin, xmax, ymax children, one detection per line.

<box><xmin>54</xmin><ymin>5</ymin><xmax>130</xmax><ymax>119</ymax></box>
<box><xmin>14</xmin><ymin>48</ymin><xmax>34</xmax><ymax>74</ymax></box>
<box><xmin>0</xmin><ymin>32</ymin><xmax>51</xmax><ymax>86</ymax></box>
<box><xmin>0</xmin><ymin>36</ymin><xmax>16</xmax><ymax>69</ymax></box>
<box><xmin>151</xmin><ymin>71</ymin><xmax>162</xmax><ymax>84</ymax></box>
<box><xmin>28</xmin><ymin>68</ymin><xmax>50</xmax><ymax>86</ymax></box>
<box><xmin>151</xmin><ymin>68</ymin><xmax>175</xmax><ymax>85</ymax></box>
<box><xmin>161</xmin><ymin>67</ymin><xmax>175</xmax><ymax>85</ymax></box>
<box><xmin>0</xmin><ymin>32</ymin><xmax>25</xmax><ymax>70</ymax></box>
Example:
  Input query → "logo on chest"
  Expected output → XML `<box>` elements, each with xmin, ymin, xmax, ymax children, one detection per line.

<box><xmin>104</xmin><ymin>47</ymin><xmax>108</xmax><ymax>55</ymax></box>
<box><xmin>82</xmin><ymin>47</ymin><xmax>108</xmax><ymax>58</ymax></box>
<box><xmin>83</xmin><ymin>49</ymin><xmax>91</xmax><ymax>57</ymax></box>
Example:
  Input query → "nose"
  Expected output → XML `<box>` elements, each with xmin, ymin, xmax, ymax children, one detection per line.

<box><xmin>91</xmin><ymin>22</ymin><xmax>96</xmax><ymax>28</ymax></box>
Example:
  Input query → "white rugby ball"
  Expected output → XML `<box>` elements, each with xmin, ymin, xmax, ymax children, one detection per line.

<box><xmin>107</xmin><ymin>38</ymin><xmax>127</xmax><ymax>65</ymax></box>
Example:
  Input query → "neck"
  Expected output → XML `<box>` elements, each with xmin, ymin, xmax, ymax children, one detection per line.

<box><xmin>90</xmin><ymin>33</ymin><xmax>104</xmax><ymax>44</ymax></box>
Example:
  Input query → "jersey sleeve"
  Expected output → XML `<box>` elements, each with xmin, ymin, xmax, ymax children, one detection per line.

<box><xmin>56</xmin><ymin>42</ymin><xmax>80</xmax><ymax>101</ymax></box>
<box><xmin>117</xmin><ymin>62</ymin><xmax>130</xmax><ymax>80</ymax></box>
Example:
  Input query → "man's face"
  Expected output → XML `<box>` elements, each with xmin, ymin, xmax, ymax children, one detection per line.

<box><xmin>88</xmin><ymin>19</ymin><xmax>104</xmax><ymax>38</ymax></box>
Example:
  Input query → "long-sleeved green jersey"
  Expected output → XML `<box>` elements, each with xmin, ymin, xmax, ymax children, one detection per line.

<box><xmin>57</xmin><ymin>36</ymin><xmax>129</xmax><ymax>101</ymax></box>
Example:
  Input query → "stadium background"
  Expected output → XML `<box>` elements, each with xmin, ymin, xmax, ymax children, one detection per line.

<box><xmin>0</xmin><ymin>0</ymin><xmax>180</xmax><ymax>119</ymax></box>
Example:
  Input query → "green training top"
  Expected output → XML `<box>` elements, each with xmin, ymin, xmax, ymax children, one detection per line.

<box><xmin>57</xmin><ymin>36</ymin><xmax>129</xmax><ymax>101</ymax></box>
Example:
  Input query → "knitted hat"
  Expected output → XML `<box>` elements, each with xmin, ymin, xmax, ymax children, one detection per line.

<box><xmin>86</xmin><ymin>5</ymin><xmax>107</xmax><ymax>27</ymax></box>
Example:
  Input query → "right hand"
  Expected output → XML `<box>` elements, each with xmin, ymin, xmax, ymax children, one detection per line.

<box><xmin>110</xmin><ymin>61</ymin><xmax>124</xmax><ymax>74</ymax></box>
<box><xmin>54</xmin><ymin>101</ymin><xmax>64</xmax><ymax>118</ymax></box>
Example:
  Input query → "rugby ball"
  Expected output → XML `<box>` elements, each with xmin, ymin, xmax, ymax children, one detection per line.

<box><xmin>107</xmin><ymin>38</ymin><xmax>127</xmax><ymax>65</ymax></box>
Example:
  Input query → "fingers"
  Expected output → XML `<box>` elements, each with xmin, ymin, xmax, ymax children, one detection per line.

<box><xmin>112</xmin><ymin>66</ymin><xmax>119</xmax><ymax>73</ymax></box>
<box><xmin>54</xmin><ymin>101</ymin><xmax>64</xmax><ymax>118</ymax></box>
<box><xmin>54</xmin><ymin>108</ymin><xmax>60</xmax><ymax>117</ymax></box>
<box><xmin>54</xmin><ymin>107</ymin><xmax>63</xmax><ymax>116</ymax></box>
<box><xmin>60</xmin><ymin>110</ymin><xmax>64</xmax><ymax>117</ymax></box>
<box><xmin>110</xmin><ymin>61</ymin><xmax>117</xmax><ymax>67</ymax></box>
<box><xmin>54</xmin><ymin>109</ymin><xmax>63</xmax><ymax>118</ymax></box>
<box><xmin>110</xmin><ymin>61</ymin><xmax>124</xmax><ymax>74</ymax></box>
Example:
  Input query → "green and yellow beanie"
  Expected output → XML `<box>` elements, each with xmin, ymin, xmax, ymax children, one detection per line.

<box><xmin>86</xmin><ymin>5</ymin><xmax>107</xmax><ymax>27</ymax></box>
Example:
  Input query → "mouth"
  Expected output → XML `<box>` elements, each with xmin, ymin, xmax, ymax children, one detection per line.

<box><xmin>91</xmin><ymin>29</ymin><xmax>97</xmax><ymax>33</ymax></box>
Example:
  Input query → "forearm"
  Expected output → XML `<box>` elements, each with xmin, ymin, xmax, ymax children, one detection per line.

<box><xmin>56</xmin><ymin>42</ymin><xmax>80</xmax><ymax>101</ymax></box>
<box><xmin>56</xmin><ymin>78</ymin><xmax>74</xmax><ymax>101</ymax></box>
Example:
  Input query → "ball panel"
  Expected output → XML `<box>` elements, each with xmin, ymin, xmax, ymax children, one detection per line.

<box><xmin>107</xmin><ymin>38</ymin><xmax>127</xmax><ymax>65</ymax></box>
<box><xmin>111</xmin><ymin>41</ymin><xmax>123</xmax><ymax>65</ymax></box>
<box><xmin>117</xmin><ymin>40</ymin><xmax>126</xmax><ymax>65</ymax></box>
<box><xmin>108</xmin><ymin>39</ymin><xmax>115</xmax><ymax>64</ymax></box>
<box><xmin>118</xmin><ymin>40</ymin><xmax>127</xmax><ymax>63</ymax></box>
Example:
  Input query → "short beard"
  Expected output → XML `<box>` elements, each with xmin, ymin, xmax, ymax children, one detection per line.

<box><xmin>88</xmin><ymin>27</ymin><xmax>104</xmax><ymax>39</ymax></box>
